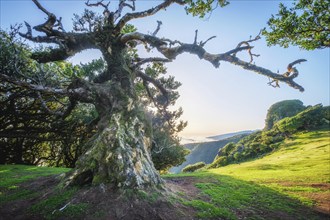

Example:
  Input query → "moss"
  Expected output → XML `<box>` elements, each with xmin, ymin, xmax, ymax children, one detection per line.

<box><xmin>92</xmin><ymin>174</ymin><xmax>105</xmax><ymax>185</ymax></box>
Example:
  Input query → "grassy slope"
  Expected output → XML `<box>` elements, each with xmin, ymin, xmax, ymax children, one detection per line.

<box><xmin>210</xmin><ymin>129</ymin><xmax>329</xmax><ymax>182</ymax></box>
<box><xmin>166</xmin><ymin>129</ymin><xmax>330</xmax><ymax>219</ymax></box>
<box><xmin>0</xmin><ymin>129</ymin><xmax>329</xmax><ymax>219</ymax></box>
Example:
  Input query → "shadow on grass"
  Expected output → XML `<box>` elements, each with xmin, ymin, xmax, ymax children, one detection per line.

<box><xmin>168</xmin><ymin>173</ymin><xmax>329</xmax><ymax>220</ymax></box>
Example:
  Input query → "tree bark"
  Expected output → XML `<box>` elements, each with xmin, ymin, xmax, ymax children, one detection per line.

<box><xmin>64</xmin><ymin>109</ymin><xmax>163</xmax><ymax>189</ymax></box>
<box><xmin>64</xmin><ymin>45</ymin><xmax>163</xmax><ymax>189</ymax></box>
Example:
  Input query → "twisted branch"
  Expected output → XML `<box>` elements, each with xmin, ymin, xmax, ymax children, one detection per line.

<box><xmin>121</xmin><ymin>31</ymin><xmax>306</xmax><ymax>92</ymax></box>
<box><xmin>116</xmin><ymin>0</ymin><xmax>185</xmax><ymax>31</ymax></box>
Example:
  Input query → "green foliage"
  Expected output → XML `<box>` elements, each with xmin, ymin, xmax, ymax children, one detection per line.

<box><xmin>0</xmin><ymin>31</ymin><xmax>99</xmax><ymax>167</ymax></box>
<box><xmin>209</xmin><ymin>156</ymin><xmax>228</xmax><ymax>168</ymax></box>
<box><xmin>274</xmin><ymin>104</ymin><xmax>327</xmax><ymax>133</ymax></box>
<box><xmin>136</xmin><ymin>62</ymin><xmax>188</xmax><ymax>173</ymax></box>
<box><xmin>182</xmin><ymin>162</ymin><xmax>206</xmax><ymax>172</ymax></box>
<box><xmin>151</xmin><ymin>133</ymin><xmax>190</xmax><ymax>173</ymax></box>
<box><xmin>184</xmin><ymin>0</ymin><xmax>229</xmax><ymax>18</ymax></box>
<box><xmin>218</xmin><ymin>142</ymin><xmax>236</xmax><ymax>157</ymax></box>
<box><xmin>264</xmin><ymin>100</ymin><xmax>305</xmax><ymax>130</ymax></box>
<box><xmin>210</xmin><ymin>104</ymin><xmax>328</xmax><ymax>168</ymax></box>
<box><xmin>1</xmin><ymin>28</ymin><xmax>187</xmax><ymax>172</ymax></box>
<box><xmin>121</xmin><ymin>24</ymin><xmax>137</xmax><ymax>34</ymax></box>
<box><xmin>263</xmin><ymin>0</ymin><xmax>330</xmax><ymax>50</ymax></box>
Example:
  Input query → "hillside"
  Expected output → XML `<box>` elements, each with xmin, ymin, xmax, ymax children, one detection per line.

<box><xmin>0</xmin><ymin>129</ymin><xmax>329</xmax><ymax>219</ymax></box>
<box><xmin>170</xmin><ymin>129</ymin><xmax>330</xmax><ymax>218</ymax></box>
<box><xmin>207</xmin><ymin>129</ymin><xmax>330</xmax><ymax>215</ymax></box>
<box><xmin>170</xmin><ymin>133</ymin><xmax>250</xmax><ymax>173</ymax></box>
<box><xmin>210</xmin><ymin>104</ymin><xmax>329</xmax><ymax>168</ymax></box>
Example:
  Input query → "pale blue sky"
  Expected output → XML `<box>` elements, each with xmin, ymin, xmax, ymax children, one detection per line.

<box><xmin>1</xmin><ymin>0</ymin><xmax>329</xmax><ymax>139</ymax></box>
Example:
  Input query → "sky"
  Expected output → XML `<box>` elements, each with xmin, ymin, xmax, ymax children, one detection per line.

<box><xmin>1</xmin><ymin>0</ymin><xmax>329</xmax><ymax>140</ymax></box>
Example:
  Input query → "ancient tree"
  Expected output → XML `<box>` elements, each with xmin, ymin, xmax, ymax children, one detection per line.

<box><xmin>1</xmin><ymin>0</ymin><xmax>306</xmax><ymax>189</ymax></box>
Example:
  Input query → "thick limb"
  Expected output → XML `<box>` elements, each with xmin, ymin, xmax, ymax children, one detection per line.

<box><xmin>121</xmin><ymin>31</ymin><xmax>306</xmax><ymax>92</ymax></box>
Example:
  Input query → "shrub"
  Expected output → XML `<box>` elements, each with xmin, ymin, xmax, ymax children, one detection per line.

<box><xmin>274</xmin><ymin>104</ymin><xmax>325</xmax><ymax>133</ymax></box>
<box><xmin>217</xmin><ymin>142</ymin><xmax>236</xmax><ymax>157</ymax></box>
<box><xmin>264</xmin><ymin>100</ymin><xmax>305</xmax><ymax>130</ymax></box>
<box><xmin>182</xmin><ymin>162</ymin><xmax>206</xmax><ymax>173</ymax></box>
<box><xmin>209</xmin><ymin>156</ymin><xmax>228</xmax><ymax>168</ymax></box>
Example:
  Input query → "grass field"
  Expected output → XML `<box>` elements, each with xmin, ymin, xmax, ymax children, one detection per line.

<box><xmin>165</xmin><ymin>129</ymin><xmax>330</xmax><ymax>219</ymax></box>
<box><xmin>0</xmin><ymin>129</ymin><xmax>329</xmax><ymax>219</ymax></box>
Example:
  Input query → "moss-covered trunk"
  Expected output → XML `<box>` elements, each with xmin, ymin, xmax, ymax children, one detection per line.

<box><xmin>65</xmin><ymin>109</ymin><xmax>162</xmax><ymax>189</ymax></box>
<box><xmin>64</xmin><ymin>42</ymin><xmax>162</xmax><ymax>189</ymax></box>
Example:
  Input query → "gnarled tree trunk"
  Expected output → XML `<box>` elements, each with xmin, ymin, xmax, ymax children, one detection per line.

<box><xmin>65</xmin><ymin>110</ymin><xmax>163</xmax><ymax>189</ymax></box>
<box><xmin>64</xmin><ymin>45</ymin><xmax>163</xmax><ymax>189</ymax></box>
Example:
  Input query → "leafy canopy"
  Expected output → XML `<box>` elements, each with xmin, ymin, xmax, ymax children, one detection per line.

<box><xmin>263</xmin><ymin>0</ymin><xmax>330</xmax><ymax>50</ymax></box>
<box><xmin>184</xmin><ymin>0</ymin><xmax>229</xmax><ymax>17</ymax></box>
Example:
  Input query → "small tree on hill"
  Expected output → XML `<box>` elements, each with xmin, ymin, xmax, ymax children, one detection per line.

<box><xmin>1</xmin><ymin>0</ymin><xmax>307</xmax><ymax>190</ymax></box>
<box><xmin>264</xmin><ymin>100</ymin><xmax>306</xmax><ymax>130</ymax></box>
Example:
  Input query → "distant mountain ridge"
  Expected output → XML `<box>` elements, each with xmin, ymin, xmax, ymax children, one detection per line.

<box><xmin>170</xmin><ymin>131</ymin><xmax>254</xmax><ymax>173</ymax></box>
<box><xmin>180</xmin><ymin>130</ymin><xmax>255</xmax><ymax>145</ymax></box>
<box><xmin>207</xmin><ymin>130</ymin><xmax>255</xmax><ymax>141</ymax></box>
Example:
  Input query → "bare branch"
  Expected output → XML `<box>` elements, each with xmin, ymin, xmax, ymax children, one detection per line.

<box><xmin>136</xmin><ymin>70</ymin><xmax>168</xmax><ymax>101</ymax></box>
<box><xmin>152</xmin><ymin>21</ymin><xmax>163</xmax><ymax>36</ymax></box>
<box><xmin>0</xmin><ymin>73</ymin><xmax>96</xmax><ymax>101</ymax></box>
<box><xmin>121</xmin><ymin>31</ymin><xmax>305</xmax><ymax>92</ymax></box>
<box><xmin>36</xmin><ymin>92</ymin><xmax>77</xmax><ymax>118</ymax></box>
<box><xmin>194</xmin><ymin>30</ymin><xmax>198</xmax><ymax>44</ymax></box>
<box><xmin>268</xmin><ymin>79</ymin><xmax>280</xmax><ymax>88</ymax></box>
<box><xmin>193</xmin><ymin>29</ymin><xmax>216</xmax><ymax>47</ymax></box>
<box><xmin>32</xmin><ymin>0</ymin><xmax>52</xmax><ymax>17</ymax></box>
<box><xmin>31</xmin><ymin>0</ymin><xmax>57</xmax><ymax>35</ymax></box>
<box><xmin>134</xmin><ymin>57</ymin><xmax>170</xmax><ymax>67</ymax></box>
<box><xmin>223</xmin><ymin>46</ymin><xmax>253</xmax><ymax>56</ymax></box>
<box><xmin>114</xmin><ymin>0</ymin><xmax>136</xmax><ymax>21</ymax></box>
<box><xmin>54</xmin><ymin>17</ymin><xmax>65</xmax><ymax>32</ymax></box>
<box><xmin>0</xmin><ymin>73</ymin><xmax>67</xmax><ymax>96</ymax></box>
<box><xmin>234</xmin><ymin>31</ymin><xmax>262</xmax><ymax>63</ymax></box>
<box><xmin>284</xmin><ymin>59</ymin><xmax>307</xmax><ymax>76</ymax></box>
<box><xmin>200</xmin><ymin>35</ymin><xmax>216</xmax><ymax>47</ymax></box>
<box><xmin>116</xmin><ymin>0</ymin><xmax>185</xmax><ymax>31</ymax></box>
<box><xmin>85</xmin><ymin>0</ymin><xmax>110</xmax><ymax>9</ymax></box>
<box><xmin>19</xmin><ymin>24</ymin><xmax>61</xmax><ymax>44</ymax></box>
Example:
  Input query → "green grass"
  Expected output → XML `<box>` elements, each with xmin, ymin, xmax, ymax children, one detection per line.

<box><xmin>29</xmin><ymin>187</ymin><xmax>88</xmax><ymax>220</ymax></box>
<box><xmin>0</xmin><ymin>165</ymin><xmax>78</xmax><ymax>219</ymax></box>
<box><xmin>0</xmin><ymin>165</ymin><xmax>70</xmax><ymax>204</ymax></box>
<box><xmin>0</xmin><ymin>165</ymin><xmax>89</xmax><ymax>219</ymax></box>
<box><xmin>166</xmin><ymin>129</ymin><xmax>330</xmax><ymax>219</ymax></box>
<box><xmin>208</xmin><ymin>130</ymin><xmax>330</xmax><ymax>184</ymax></box>
<box><xmin>0</xmin><ymin>129</ymin><xmax>328</xmax><ymax>219</ymax></box>
<box><xmin>0</xmin><ymin>164</ymin><xmax>70</xmax><ymax>189</ymax></box>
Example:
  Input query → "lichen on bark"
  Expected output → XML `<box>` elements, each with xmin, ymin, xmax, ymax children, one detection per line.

<box><xmin>65</xmin><ymin>108</ymin><xmax>163</xmax><ymax>189</ymax></box>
